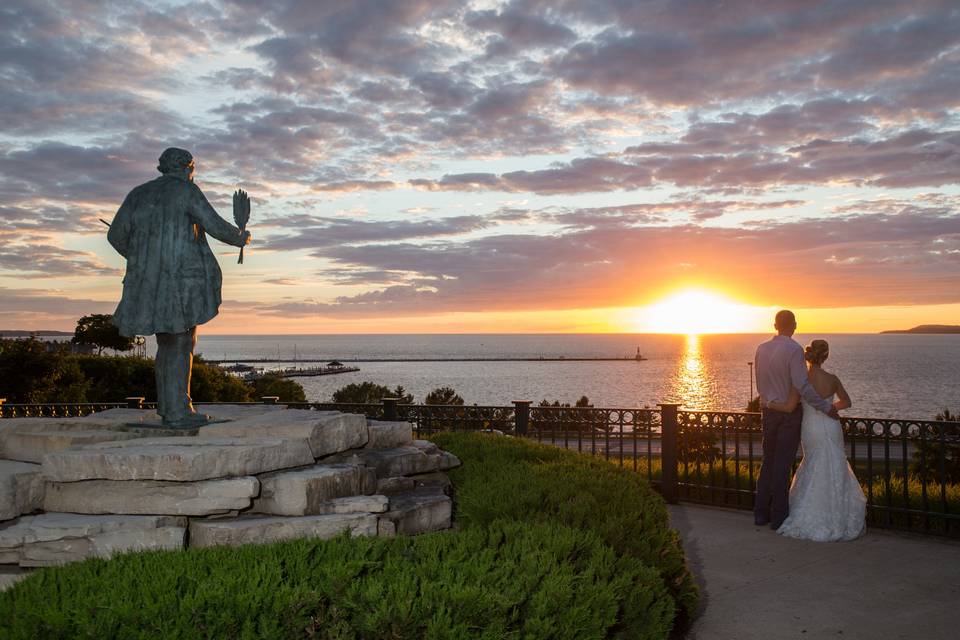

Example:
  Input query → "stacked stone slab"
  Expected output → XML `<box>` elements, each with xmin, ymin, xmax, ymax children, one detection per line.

<box><xmin>0</xmin><ymin>407</ymin><xmax>459</xmax><ymax>588</ymax></box>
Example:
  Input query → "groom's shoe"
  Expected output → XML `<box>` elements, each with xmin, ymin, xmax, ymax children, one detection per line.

<box><xmin>769</xmin><ymin>521</ymin><xmax>784</xmax><ymax>531</ymax></box>
<box><xmin>754</xmin><ymin>515</ymin><xmax>770</xmax><ymax>526</ymax></box>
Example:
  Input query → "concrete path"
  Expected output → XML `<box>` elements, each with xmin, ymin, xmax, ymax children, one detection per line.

<box><xmin>668</xmin><ymin>504</ymin><xmax>960</xmax><ymax>639</ymax></box>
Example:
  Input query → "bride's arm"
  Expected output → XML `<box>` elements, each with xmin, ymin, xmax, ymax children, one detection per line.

<box><xmin>833</xmin><ymin>377</ymin><xmax>852</xmax><ymax>411</ymax></box>
<box><xmin>766</xmin><ymin>387</ymin><xmax>800</xmax><ymax>412</ymax></box>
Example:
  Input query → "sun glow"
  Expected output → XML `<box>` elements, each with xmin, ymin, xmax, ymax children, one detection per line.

<box><xmin>636</xmin><ymin>289</ymin><xmax>765</xmax><ymax>334</ymax></box>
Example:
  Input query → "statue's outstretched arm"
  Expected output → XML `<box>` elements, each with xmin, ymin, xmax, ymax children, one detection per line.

<box><xmin>188</xmin><ymin>184</ymin><xmax>246</xmax><ymax>247</ymax></box>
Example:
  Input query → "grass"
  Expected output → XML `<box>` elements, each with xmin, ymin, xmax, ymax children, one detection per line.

<box><xmin>0</xmin><ymin>433</ymin><xmax>694</xmax><ymax>639</ymax></box>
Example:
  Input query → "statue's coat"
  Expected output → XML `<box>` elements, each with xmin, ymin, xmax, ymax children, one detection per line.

<box><xmin>108</xmin><ymin>175</ymin><xmax>245</xmax><ymax>337</ymax></box>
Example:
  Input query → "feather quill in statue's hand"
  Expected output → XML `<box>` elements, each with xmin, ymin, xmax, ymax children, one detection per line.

<box><xmin>233</xmin><ymin>189</ymin><xmax>251</xmax><ymax>264</ymax></box>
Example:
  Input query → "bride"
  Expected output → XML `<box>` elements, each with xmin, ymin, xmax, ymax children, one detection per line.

<box><xmin>765</xmin><ymin>339</ymin><xmax>866</xmax><ymax>541</ymax></box>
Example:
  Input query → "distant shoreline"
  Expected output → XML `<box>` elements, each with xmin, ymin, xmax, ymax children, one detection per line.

<box><xmin>0</xmin><ymin>330</ymin><xmax>73</xmax><ymax>336</ymax></box>
<box><xmin>880</xmin><ymin>325</ymin><xmax>960</xmax><ymax>334</ymax></box>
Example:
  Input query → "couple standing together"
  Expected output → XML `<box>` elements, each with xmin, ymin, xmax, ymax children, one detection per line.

<box><xmin>754</xmin><ymin>310</ymin><xmax>866</xmax><ymax>542</ymax></box>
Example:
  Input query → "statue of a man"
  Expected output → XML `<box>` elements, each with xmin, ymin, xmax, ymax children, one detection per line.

<box><xmin>108</xmin><ymin>148</ymin><xmax>251</xmax><ymax>427</ymax></box>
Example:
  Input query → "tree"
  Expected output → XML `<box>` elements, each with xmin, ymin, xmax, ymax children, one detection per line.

<box><xmin>910</xmin><ymin>408</ymin><xmax>960</xmax><ymax>484</ymax></box>
<box><xmin>250</xmin><ymin>374</ymin><xmax>307</xmax><ymax>402</ymax></box>
<box><xmin>332</xmin><ymin>381</ymin><xmax>413</xmax><ymax>404</ymax></box>
<box><xmin>425</xmin><ymin>387</ymin><xmax>464</xmax><ymax>405</ymax></box>
<box><xmin>0</xmin><ymin>337</ymin><xmax>87</xmax><ymax>403</ymax></box>
<box><xmin>72</xmin><ymin>314</ymin><xmax>134</xmax><ymax>355</ymax></box>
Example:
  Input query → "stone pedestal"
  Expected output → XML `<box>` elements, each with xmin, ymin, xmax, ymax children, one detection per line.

<box><xmin>0</xmin><ymin>407</ymin><xmax>460</xmax><ymax>570</ymax></box>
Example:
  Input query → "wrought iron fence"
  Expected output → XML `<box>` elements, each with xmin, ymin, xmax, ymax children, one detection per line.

<box><xmin>2</xmin><ymin>397</ymin><xmax>957</xmax><ymax>536</ymax></box>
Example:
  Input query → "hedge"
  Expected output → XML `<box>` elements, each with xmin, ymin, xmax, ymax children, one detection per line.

<box><xmin>430</xmin><ymin>432</ymin><xmax>699</xmax><ymax>624</ymax></box>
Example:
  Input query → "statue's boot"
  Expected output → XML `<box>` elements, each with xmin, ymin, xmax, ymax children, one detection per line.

<box><xmin>163</xmin><ymin>412</ymin><xmax>211</xmax><ymax>429</ymax></box>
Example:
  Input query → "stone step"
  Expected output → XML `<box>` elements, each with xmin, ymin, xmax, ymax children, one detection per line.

<box><xmin>0</xmin><ymin>430</ymin><xmax>145</xmax><ymax>464</ymax></box>
<box><xmin>0</xmin><ymin>460</ymin><xmax>44</xmax><ymax>522</ymax></box>
<box><xmin>188</xmin><ymin>512</ymin><xmax>378</xmax><ymax>548</ymax></box>
<box><xmin>366</xmin><ymin>420</ymin><xmax>413</xmax><ymax>449</ymax></box>
<box><xmin>0</xmin><ymin>513</ymin><xmax>186</xmax><ymax>567</ymax></box>
<box><xmin>327</xmin><ymin>441</ymin><xmax>460</xmax><ymax>478</ymax></box>
<box><xmin>381</xmin><ymin>488</ymin><xmax>453</xmax><ymax>536</ymax></box>
<box><xmin>312</xmin><ymin>495</ymin><xmax>389</xmax><ymax>515</ymax></box>
<box><xmin>252</xmin><ymin>463</ymin><xmax>376</xmax><ymax>516</ymax></box>
<box><xmin>42</xmin><ymin>437</ymin><xmax>314</xmax><ymax>482</ymax></box>
<box><xmin>199</xmin><ymin>410</ymin><xmax>368</xmax><ymax>458</ymax></box>
<box><xmin>43</xmin><ymin>477</ymin><xmax>260</xmax><ymax>516</ymax></box>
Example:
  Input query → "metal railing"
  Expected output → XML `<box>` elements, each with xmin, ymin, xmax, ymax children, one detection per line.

<box><xmin>2</xmin><ymin>397</ymin><xmax>957</xmax><ymax>537</ymax></box>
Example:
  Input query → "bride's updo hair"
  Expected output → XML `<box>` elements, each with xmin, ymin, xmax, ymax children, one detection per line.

<box><xmin>804</xmin><ymin>339</ymin><xmax>829</xmax><ymax>365</ymax></box>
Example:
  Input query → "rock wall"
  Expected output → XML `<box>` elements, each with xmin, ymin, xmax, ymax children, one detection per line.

<box><xmin>0</xmin><ymin>407</ymin><xmax>458</xmax><ymax>587</ymax></box>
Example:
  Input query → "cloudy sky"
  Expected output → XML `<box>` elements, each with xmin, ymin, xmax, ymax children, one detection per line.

<box><xmin>2</xmin><ymin>0</ymin><xmax>958</xmax><ymax>333</ymax></box>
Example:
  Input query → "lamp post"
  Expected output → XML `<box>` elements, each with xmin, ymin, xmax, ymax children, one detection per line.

<box><xmin>748</xmin><ymin>361</ymin><xmax>754</xmax><ymax>405</ymax></box>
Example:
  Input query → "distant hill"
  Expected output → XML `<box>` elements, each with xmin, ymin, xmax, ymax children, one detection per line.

<box><xmin>881</xmin><ymin>324</ymin><xmax>960</xmax><ymax>334</ymax></box>
<box><xmin>0</xmin><ymin>329</ymin><xmax>73</xmax><ymax>337</ymax></box>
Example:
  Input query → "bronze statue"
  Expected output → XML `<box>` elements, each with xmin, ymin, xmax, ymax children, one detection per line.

<box><xmin>108</xmin><ymin>148</ymin><xmax>251</xmax><ymax>427</ymax></box>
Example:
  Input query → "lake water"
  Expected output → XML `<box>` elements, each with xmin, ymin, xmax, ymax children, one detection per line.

<box><xmin>170</xmin><ymin>333</ymin><xmax>960</xmax><ymax>420</ymax></box>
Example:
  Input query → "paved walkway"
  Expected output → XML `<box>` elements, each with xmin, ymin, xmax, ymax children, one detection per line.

<box><xmin>668</xmin><ymin>504</ymin><xmax>960</xmax><ymax>639</ymax></box>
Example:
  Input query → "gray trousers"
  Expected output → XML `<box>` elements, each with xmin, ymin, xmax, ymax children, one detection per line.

<box><xmin>755</xmin><ymin>405</ymin><xmax>802</xmax><ymax>525</ymax></box>
<box><xmin>155</xmin><ymin>327</ymin><xmax>197</xmax><ymax>424</ymax></box>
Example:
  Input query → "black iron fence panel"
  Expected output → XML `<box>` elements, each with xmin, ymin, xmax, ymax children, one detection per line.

<box><xmin>0</xmin><ymin>402</ymin><xmax>128</xmax><ymax>418</ymax></box>
<box><xmin>2</xmin><ymin>399</ymin><xmax>956</xmax><ymax>537</ymax></box>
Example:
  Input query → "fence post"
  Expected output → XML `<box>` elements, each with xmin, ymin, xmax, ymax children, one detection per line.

<box><xmin>125</xmin><ymin>396</ymin><xmax>144</xmax><ymax>410</ymax></box>
<box><xmin>513</xmin><ymin>400</ymin><xmax>531</xmax><ymax>436</ymax></box>
<box><xmin>659</xmin><ymin>403</ymin><xmax>680</xmax><ymax>504</ymax></box>
<box><xmin>261</xmin><ymin>396</ymin><xmax>279</xmax><ymax>405</ymax></box>
<box><xmin>382</xmin><ymin>397</ymin><xmax>399</xmax><ymax>421</ymax></box>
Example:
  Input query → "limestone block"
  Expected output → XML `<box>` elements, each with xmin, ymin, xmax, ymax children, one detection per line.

<box><xmin>377</xmin><ymin>518</ymin><xmax>397</xmax><ymax>538</ymax></box>
<box><xmin>0</xmin><ymin>567</ymin><xmax>32</xmax><ymax>592</ymax></box>
<box><xmin>76</xmin><ymin>408</ymin><xmax>161</xmax><ymax>426</ymax></box>
<box><xmin>382</xmin><ymin>489</ymin><xmax>452</xmax><ymax>535</ymax></box>
<box><xmin>326</xmin><ymin>445</ymin><xmax>444</xmax><ymax>479</ymax></box>
<box><xmin>409</xmin><ymin>471</ymin><xmax>452</xmax><ymax>493</ymax></box>
<box><xmin>43</xmin><ymin>477</ymin><xmax>260</xmax><ymax>516</ymax></box>
<box><xmin>252</xmin><ymin>464</ymin><xmax>375</xmax><ymax>516</ymax></box>
<box><xmin>366</xmin><ymin>420</ymin><xmax>413</xmax><ymax>449</ymax></box>
<box><xmin>375</xmin><ymin>476</ymin><xmax>416</xmax><ymax>495</ymax></box>
<box><xmin>197</xmin><ymin>404</ymin><xmax>286</xmax><ymax>421</ymax></box>
<box><xmin>0</xmin><ymin>513</ymin><xmax>186</xmax><ymax>567</ymax></box>
<box><xmin>199</xmin><ymin>410</ymin><xmax>368</xmax><ymax>458</ymax></box>
<box><xmin>412</xmin><ymin>440</ymin><xmax>462</xmax><ymax>470</ymax></box>
<box><xmin>42</xmin><ymin>437</ymin><xmax>313</xmax><ymax>482</ymax></box>
<box><xmin>188</xmin><ymin>512</ymin><xmax>378</xmax><ymax>548</ymax></box>
<box><xmin>313</xmin><ymin>495</ymin><xmax>389</xmax><ymax>515</ymax></box>
<box><xmin>0</xmin><ymin>430</ymin><xmax>144</xmax><ymax>464</ymax></box>
<box><xmin>0</xmin><ymin>460</ymin><xmax>44</xmax><ymax>522</ymax></box>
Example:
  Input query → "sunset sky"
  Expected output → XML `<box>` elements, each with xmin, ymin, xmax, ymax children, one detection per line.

<box><xmin>2</xmin><ymin>0</ymin><xmax>959</xmax><ymax>334</ymax></box>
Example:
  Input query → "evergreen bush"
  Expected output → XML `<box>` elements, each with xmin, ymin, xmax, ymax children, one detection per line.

<box><xmin>0</xmin><ymin>521</ymin><xmax>674</xmax><ymax>640</ymax></box>
<box><xmin>431</xmin><ymin>432</ymin><xmax>699</xmax><ymax>626</ymax></box>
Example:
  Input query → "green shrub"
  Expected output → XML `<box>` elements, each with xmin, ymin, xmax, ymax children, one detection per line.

<box><xmin>430</xmin><ymin>432</ymin><xmax>699</xmax><ymax>626</ymax></box>
<box><xmin>0</xmin><ymin>521</ymin><xmax>673</xmax><ymax>640</ymax></box>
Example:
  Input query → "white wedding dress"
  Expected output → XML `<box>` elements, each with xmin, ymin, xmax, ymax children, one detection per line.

<box><xmin>777</xmin><ymin>398</ymin><xmax>866</xmax><ymax>541</ymax></box>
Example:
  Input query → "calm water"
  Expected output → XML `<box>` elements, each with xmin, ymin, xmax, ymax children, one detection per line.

<box><xmin>175</xmin><ymin>333</ymin><xmax>960</xmax><ymax>419</ymax></box>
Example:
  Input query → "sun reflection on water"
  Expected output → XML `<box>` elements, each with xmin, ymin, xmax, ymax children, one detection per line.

<box><xmin>673</xmin><ymin>334</ymin><xmax>713</xmax><ymax>409</ymax></box>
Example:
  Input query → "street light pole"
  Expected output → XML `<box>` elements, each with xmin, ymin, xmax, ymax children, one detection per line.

<box><xmin>748</xmin><ymin>361</ymin><xmax>754</xmax><ymax>404</ymax></box>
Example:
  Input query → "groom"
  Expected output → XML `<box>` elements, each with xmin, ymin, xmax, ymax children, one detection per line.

<box><xmin>754</xmin><ymin>310</ymin><xmax>839</xmax><ymax>529</ymax></box>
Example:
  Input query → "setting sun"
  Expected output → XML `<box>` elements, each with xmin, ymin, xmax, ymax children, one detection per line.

<box><xmin>636</xmin><ymin>290</ymin><xmax>767</xmax><ymax>334</ymax></box>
